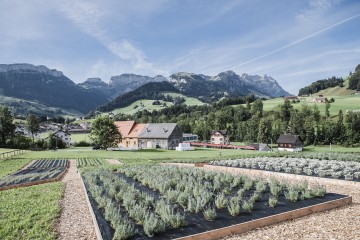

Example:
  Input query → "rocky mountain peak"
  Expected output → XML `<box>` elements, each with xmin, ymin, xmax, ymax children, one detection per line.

<box><xmin>0</xmin><ymin>63</ymin><xmax>64</xmax><ymax>78</ymax></box>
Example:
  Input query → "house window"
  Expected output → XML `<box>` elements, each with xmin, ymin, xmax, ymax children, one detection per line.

<box><xmin>220</xmin><ymin>138</ymin><xmax>223</xmax><ymax>141</ymax></box>
<box><xmin>211</xmin><ymin>138</ymin><xmax>214</xmax><ymax>141</ymax></box>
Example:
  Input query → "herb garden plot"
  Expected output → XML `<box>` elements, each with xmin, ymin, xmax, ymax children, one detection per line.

<box><xmin>0</xmin><ymin>159</ymin><xmax>69</xmax><ymax>190</ymax></box>
<box><xmin>77</xmin><ymin>158</ymin><xmax>105</xmax><ymax>168</ymax></box>
<box><xmin>210</xmin><ymin>158</ymin><xmax>360</xmax><ymax>181</ymax></box>
<box><xmin>82</xmin><ymin>165</ymin><xmax>346</xmax><ymax>240</ymax></box>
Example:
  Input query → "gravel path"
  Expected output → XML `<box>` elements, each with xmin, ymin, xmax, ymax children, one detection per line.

<box><xmin>201</xmin><ymin>165</ymin><xmax>360</xmax><ymax>240</ymax></box>
<box><xmin>106</xmin><ymin>159</ymin><xmax>122</xmax><ymax>165</ymax></box>
<box><xmin>57</xmin><ymin>159</ymin><xmax>97</xmax><ymax>240</ymax></box>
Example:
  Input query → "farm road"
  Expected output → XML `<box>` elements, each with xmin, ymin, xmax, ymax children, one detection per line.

<box><xmin>57</xmin><ymin>159</ymin><xmax>97</xmax><ymax>240</ymax></box>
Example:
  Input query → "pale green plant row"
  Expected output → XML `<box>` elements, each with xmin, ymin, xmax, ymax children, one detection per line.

<box><xmin>76</xmin><ymin>158</ymin><xmax>105</xmax><ymax>168</ymax></box>
<box><xmin>119</xmin><ymin>165</ymin><xmax>326</xmax><ymax>212</ymax></box>
<box><xmin>0</xmin><ymin>169</ymin><xmax>63</xmax><ymax>187</ymax></box>
<box><xmin>211</xmin><ymin>157</ymin><xmax>360</xmax><ymax>181</ymax></box>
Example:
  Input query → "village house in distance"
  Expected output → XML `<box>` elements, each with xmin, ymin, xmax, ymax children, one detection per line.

<box><xmin>276</xmin><ymin>134</ymin><xmax>303</xmax><ymax>152</ymax></box>
<box><xmin>114</xmin><ymin>121</ymin><xmax>183</xmax><ymax>150</ymax></box>
<box><xmin>210</xmin><ymin>130</ymin><xmax>230</xmax><ymax>145</ymax></box>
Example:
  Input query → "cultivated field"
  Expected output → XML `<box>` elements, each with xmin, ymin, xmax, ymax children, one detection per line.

<box><xmin>0</xmin><ymin>147</ymin><xmax>360</xmax><ymax>239</ymax></box>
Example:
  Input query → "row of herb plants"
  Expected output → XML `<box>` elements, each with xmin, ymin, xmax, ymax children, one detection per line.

<box><xmin>0</xmin><ymin>159</ymin><xmax>69</xmax><ymax>188</ymax></box>
<box><xmin>83</xmin><ymin>169</ymin><xmax>186</xmax><ymax>239</ymax></box>
<box><xmin>82</xmin><ymin>165</ymin><xmax>328</xmax><ymax>239</ymax></box>
<box><xmin>77</xmin><ymin>158</ymin><xmax>105</xmax><ymax>168</ymax></box>
<box><xmin>29</xmin><ymin>159</ymin><xmax>68</xmax><ymax>169</ymax></box>
<box><xmin>210</xmin><ymin>157</ymin><xmax>360</xmax><ymax>181</ymax></box>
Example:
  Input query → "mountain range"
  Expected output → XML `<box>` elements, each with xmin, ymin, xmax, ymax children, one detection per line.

<box><xmin>0</xmin><ymin>63</ymin><xmax>290</xmax><ymax>116</ymax></box>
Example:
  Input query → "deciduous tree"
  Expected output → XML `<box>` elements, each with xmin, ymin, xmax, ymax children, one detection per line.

<box><xmin>90</xmin><ymin>116</ymin><xmax>121</xmax><ymax>149</ymax></box>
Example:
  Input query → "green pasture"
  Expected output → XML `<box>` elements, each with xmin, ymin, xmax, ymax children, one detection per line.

<box><xmin>0</xmin><ymin>182</ymin><xmax>64</xmax><ymax>240</ymax></box>
<box><xmin>71</xmin><ymin>133</ymin><xmax>91</xmax><ymax>143</ymax></box>
<box><xmin>0</xmin><ymin>157</ymin><xmax>33</xmax><ymax>178</ymax></box>
<box><xmin>163</xmin><ymin>92</ymin><xmax>205</xmax><ymax>106</ymax></box>
<box><xmin>247</xmin><ymin>94</ymin><xmax>360</xmax><ymax>116</ymax></box>
<box><xmin>0</xmin><ymin>148</ymin><xmax>17</xmax><ymax>154</ymax></box>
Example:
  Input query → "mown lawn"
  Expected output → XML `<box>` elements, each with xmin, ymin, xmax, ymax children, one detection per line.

<box><xmin>0</xmin><ymin>182</ymin><xmax>64</xmax><ymax>240</ymax></box>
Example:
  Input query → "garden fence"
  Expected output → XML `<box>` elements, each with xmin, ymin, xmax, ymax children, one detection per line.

<box><xmin>0</xmin><ymin>149</ymin><xmax>28</xmax><ymax>159</ymax></box>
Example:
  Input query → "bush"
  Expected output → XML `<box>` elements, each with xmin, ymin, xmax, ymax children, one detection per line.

<box><xmin>74</xmin><ymin>140</ymin><xmax>92</xmax><ymax>147</ymax></box>
<box><xmin>203</xmin><ymin>207</ymin><xmax>217</xmax><ymax>221</ymax></box>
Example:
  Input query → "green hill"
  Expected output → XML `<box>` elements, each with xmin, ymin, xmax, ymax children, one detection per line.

<box><xmin>102</xmin><ymin>92</ymin><xmax>205</xmax><ymax>116</ymax></box>
<box><xmin>258</xmin><ymin>94</ymin><xmax>360</xmax><ymax>116</ymax></box>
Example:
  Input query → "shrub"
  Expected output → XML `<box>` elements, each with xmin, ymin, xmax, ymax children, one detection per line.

<box><xmin>215</xmin><ymin>193</ymin><xmax>228</xmax><ymax>209</ymax></box>
<box><xmin>143</xmin><ymin>213</ymin><xmax>166</xmax><ymax>237</ymax></box>
<box><xmin>113</xmin><ymin>220</ymin><xmax>136</xmax><ymax>240</ymax></box>
<box><xmin>285</xmin><ymin>187</ymin><xmax>299</xmax><ymax>202</ymax></box>
<box><xmin>203</xmin><ymin>207</ymin><xmax>217</xmax><ymax>221</ymax></box>
<box><xmin>227</xmin><ymin>197</ymin><xmax>241</xmax><ymax>216</ymax></box>
<box><xmin>268</xmin><ymin>196</ymin><xmax>278</xmax><ymax>208</ymax></box>
<box><xmin>242</xmin><ymin>200</ymin><xmax>254</xmax><ymax>213</ymax></box>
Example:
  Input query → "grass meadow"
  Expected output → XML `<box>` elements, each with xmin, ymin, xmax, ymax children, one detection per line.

<box><xmin>0</xmin><ymin>182</ymin><xmax>64</xmax><ymax>240</ymax></box>
<box><xmin>236</xmin><ymin>94</ymin><xmax>360</xmax><ymax>116</ymax></box>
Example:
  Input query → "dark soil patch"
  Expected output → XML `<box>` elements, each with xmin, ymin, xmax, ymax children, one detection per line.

<box><xmin>84</xmin><ymin>172</ymin><xmax>347</xmax><ymax>240</ymax></box>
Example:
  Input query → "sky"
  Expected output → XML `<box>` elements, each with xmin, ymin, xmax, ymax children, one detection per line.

<box><xmin>0</xmin><ymin>0</ymin><xmax>359</xmax><ymax>94</ymax></box>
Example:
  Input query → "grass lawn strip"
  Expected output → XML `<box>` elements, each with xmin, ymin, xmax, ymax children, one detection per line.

<box><xmin>0</xmin><ymin>182</ymin><xmax>64</xmax><ymax>240</ymax></box>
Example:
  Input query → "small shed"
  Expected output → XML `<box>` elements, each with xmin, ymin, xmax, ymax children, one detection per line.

<box><xmin>250</xmin><ymin>143</ymin><xmax>272</xmax><ymax>152</ymax></box>
<box><xmin>276</xmin><ymin>134</ymin><xmax>303</xmax><ymax>152</ymax></box>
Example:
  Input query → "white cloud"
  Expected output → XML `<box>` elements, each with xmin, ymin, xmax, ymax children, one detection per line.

<box><xmin>55</xmin><ymin>0</ymin><xmax>167</xmax><ymax>76</ymax></box>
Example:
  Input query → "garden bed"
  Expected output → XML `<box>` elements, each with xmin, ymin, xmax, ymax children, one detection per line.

<box><xmin>0</xmin><ymin>159</ymin><xmax>69</xmax><ymax>191</ymax></box>
<box><xmin>81</xmin><ymin>165</ymin><xmax>349</xmax><ymax>240</ymax></box>
<box><xmin>210</xmin><ymin>158</ymin><xmax>360</xmax><ymax>182</ymax></box>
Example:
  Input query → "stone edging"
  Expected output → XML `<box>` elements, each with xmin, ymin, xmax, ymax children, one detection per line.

<box><xmin>78</xmin><ymin>172</ymin><xmax>103</xmax><ymax>240</ymax></box>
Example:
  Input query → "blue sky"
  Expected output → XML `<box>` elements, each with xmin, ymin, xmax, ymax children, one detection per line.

<box><xmin>0</xmin><ymin>0</ymin><xmax>359</xmax><ymax>94</ymax></box>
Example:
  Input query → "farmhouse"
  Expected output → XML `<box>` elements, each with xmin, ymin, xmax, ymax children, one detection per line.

<box><xmin>44</xmin><ymin>130</ymin><xmax>72</xmax><ymax>147</ymax></box>
<box><xmin>210</xmin><ymin>130</ymin><xmax>230</xmax><ymax>145</ymax></box>
<box><xmin>284</xmin><ymin>96</ymin><xmax>299</xmax><ymax>101</ymax></box>
<box><xmin>138</xmin><ymin>123</ymin><xmax>183</xmax><ymax>149</ymax></box>
<box><xmin>311</xmin><ymin>97</ymin><xmax>327</xmax><ymax>103</ymax></box>
<box><xmin>114</xmin><ymin>121</ymin><xmax>148</xmax><ymax>149</ymax></box>
<box><xmin>276</xmin><ymin>134</ymin><xmax>303</xmax><ymax>152</ymax></box>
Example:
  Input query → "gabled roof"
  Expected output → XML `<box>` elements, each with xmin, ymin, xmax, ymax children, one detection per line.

<box><xmin>210</xmin><ymin>130</ymin><xmax>228</xmax><ymax>136</ymax></box>
<box><xmin>138</xmin><ymin>123</ymin><xmax>178</xmax><ymax>139</ymax></box>
<box><xmin>276</xmin><ymin>134</ymin><xmax>302</xmax><ymax>144</ymax></box>
<box><xmin>127</xmin><ymin>123</ymin><xmax>146</xmax><ymax>138</ymax></box>
<box><xmin>114</xmin><ymin>121</ymin><xmax>135</xmax><ymax>138</ymax></box>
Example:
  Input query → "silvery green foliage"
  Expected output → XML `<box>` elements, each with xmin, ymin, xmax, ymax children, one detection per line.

<box><xmin>203</xmin><ymin>207</ymin><xmax>217</xmax><ymax>221</ymax></box>
<box><xmin>210</xmin><ymin>157</ymin><xmax>360</xmax><ymax>181</ymax></box>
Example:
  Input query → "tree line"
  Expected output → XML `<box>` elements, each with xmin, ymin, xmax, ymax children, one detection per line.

<box><xmin>115</xmin><ymin>97</ymin><xmax>360</xmax><ymax>147</ymax></box>
<box><xmin>298</xmin><ymin>77</ymin><xmax>344</xmax><ymax>96</ymax></box>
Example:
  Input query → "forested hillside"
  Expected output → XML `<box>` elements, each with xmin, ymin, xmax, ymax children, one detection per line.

<box><xmin>97</xmin><ymin>81</ymin><xmax>179</xmax><ymax>112</ymax></box>
<box><xmin>348</xmin><ymin>64</ymin><xmax>360</xmax><ymax>90</ymax></box>
<box><xmin>114</xmin><ymin>96</ymin><xmax>360</xmax><ymax>147</ymax></box>
<box><xmin>298</xmin><ymin>77</ymin><xmax>344</xmax><ymax>96</ymax></box>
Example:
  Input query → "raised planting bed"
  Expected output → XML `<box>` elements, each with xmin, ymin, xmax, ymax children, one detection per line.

<box><xmin>0</xmin><ymin>159</ymin><xmax>69</xmax><ymax>191</ymax></box>
<box><xmin>210</xmin><ymin>158</ymin><xmax>360</xmax><ymax>182</ymax></box>
<box><xmin>77</xmin><ymin>158</ymin><xmax>106</xmax><ymax>168</ymax></box>
<box><xmin>81</xmin><ymin>165</ymin><xmax>349</xmax><ymax>240</ymax></box>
